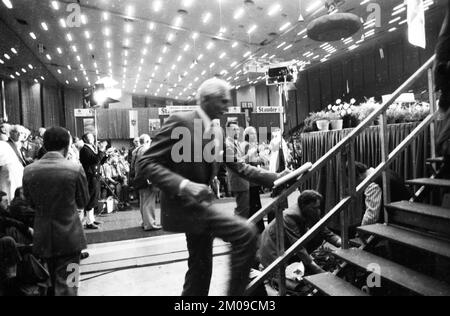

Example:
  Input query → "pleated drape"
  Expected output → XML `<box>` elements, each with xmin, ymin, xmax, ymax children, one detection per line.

<box><xmin>299</xmin><ymin>122</ymin><xmax>432</xmax><ymax>229</ymax></box>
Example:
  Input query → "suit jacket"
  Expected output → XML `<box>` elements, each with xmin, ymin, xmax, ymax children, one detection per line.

<box><xmin>258</xmin><ymin>207</ymin><xmax>342</xmax><ymax>269</ymax></box>
<box><xmin>79</xmin><ymin>145</ymin><xmax>106</xmax><ymax>179</ymax></box>
<box><xmin>23</xmin><ymin>152</ymin><xmax>89</xmax><ymax>258</ymax></box>
<box><xmin>225</xmin><ymin>138</ymin><xmax>250</xmax><ymax>193</ymax></box>
<box><xmin>136</xmin><ymin>111</ymin><xmax>278</xmax><ymax>234</ymax></box>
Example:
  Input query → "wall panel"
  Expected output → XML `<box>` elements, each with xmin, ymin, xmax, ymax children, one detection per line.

<box><xmin>42</xmin><ymin>85</ymin><xmax>63</xmax><ymax>128</ymax></box>
<box><xmin>4</xmin><ymin>80</ymin><xmax>21</xmax><ymax>124</ymax></box>
<box><xmin>21</xmin><ymin>81</ymin><xmax>42</xmax><ymax>131</ymax></box>
<box><xmin>64</xmin><ymin>88</ymin><xmax>83</xmax><ymax>135</ymax></box>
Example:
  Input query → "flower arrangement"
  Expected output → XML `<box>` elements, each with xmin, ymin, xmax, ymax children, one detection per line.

<box><xmin>301</xmin><ymin>97</ymin><xmax>431</xmax><ymax>133</ymax></box>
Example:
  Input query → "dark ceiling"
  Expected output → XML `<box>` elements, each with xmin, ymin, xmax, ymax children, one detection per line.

<box><xmin>0</xmin><ymin>0</ymin><xmax>445</xmax><ymax>102</ymax></box>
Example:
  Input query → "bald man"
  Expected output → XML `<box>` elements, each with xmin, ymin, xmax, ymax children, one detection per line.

<box><xmin>136</xmin><ymin>78</ymin><xmax>286</xmax><ymax>296</ymax></box>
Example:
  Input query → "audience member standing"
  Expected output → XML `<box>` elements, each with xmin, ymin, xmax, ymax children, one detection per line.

<box><xmin>23</xmin><ymin>127</ymin><xmax>90</xmax><ymax>296</ymax></box>
<box><xmin>0</xmin><ymin>127</ymin><xmax>26</xmax><ymax>201</ymax></box>
<box><xmin>134</xmin><ymin>134</ymin><xmax>161</xmax><ymax>231</ymax></box>
<box><xmin>0</xmin><ymin>122</ymin><xmax>10</xmax><ymax>141</ymax></box>
<box><xmin>225</xmin><ymin>121</ymin><xmax>250</xmax><ymax>219</ymax></box>
<box><xmin>80</xmin><ymin>133</ymin><xmax>107</xmax><ymax>230</ymax></box>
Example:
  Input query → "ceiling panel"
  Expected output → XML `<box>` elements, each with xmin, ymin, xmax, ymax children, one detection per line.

<box><xmin>0</xmin><ymin>0</ymin><xmax>445</xmax><ymax>102</ymax></box>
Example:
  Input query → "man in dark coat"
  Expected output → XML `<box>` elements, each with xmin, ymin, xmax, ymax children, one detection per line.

<box><xmin>23</xmin><ymin>127</ymin><xmax>90</xmax><ymax>296</ymax></box>
<box><xmin>136</xmin><ymin>78</ymin><xmax>284</xmax><ymax>296</ymax></box>
<box><xmin>79</xmin><ymin>133</ymin><xmax>107</xmax><ymax>229</ymax></box>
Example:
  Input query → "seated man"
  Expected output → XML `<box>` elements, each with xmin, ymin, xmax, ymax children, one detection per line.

<box><xmin>0</xmin><ymin>191</ymin><xmax>33</xmax><ymax>245</ymax></box>
<box><xmin>258</xmin><ymin>190</ymin><xmax>342</xmax><ymax>280</ymax></box>
<box><xmin>102</xmin><ymin>157</ymin><xmax>129</xmax><ymax>206</ymax></box>
<box><xmin>354</xmin><ymin>162</ymin><xmax>412</xmax><ymax>226</ymax></box>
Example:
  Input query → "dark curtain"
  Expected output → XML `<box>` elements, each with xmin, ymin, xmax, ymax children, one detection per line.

<box><xmin>300</xmin><ymin>122</ymin><xmax>435</xmax><ymax>229</ymax></box>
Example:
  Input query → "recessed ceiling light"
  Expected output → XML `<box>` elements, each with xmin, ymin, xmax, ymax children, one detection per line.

<box><xmin>88</xmin><ymin>43</ymin><xmax>93</xmax><ymax>51</ymax></box>
<box><xmin>152</xmin><ymin>0</ymin><xmax>162</xmax><ymax>12</ymax></box>
<box><xmin>46</xmin><ymin>54</ymin><xmax>51</xmax><ymax>60</ymax></box>
<box><xmin>219</xmin><ymin>52</ymin><xmax>226</xmax><ymax>59</ymax></box>
<box><xmin>81</xmin><ymin>15</ymin><xmax>87</xmax><ymax>25</ymax></box>
<box><xmin>4</xmin><ymin>53</ymin><xmax>10</xmax><ymax>60</ymax></box>
<box><xmin>28</xmin><ymin>64</ymin><xmax>33</xmax><ymax>69</ymax></box>
<box><xmin>41</xmin><ymin>22</ymin><xmax>49</xmax><ymax>31</ymax></box>
<box><xmin>173</xmin><ymin>16</ymin><xmax>183</xmax><ymax>28</ymax></box>
<box><xmin>0</xmin><ymin>59</ymin><xmax>4</xmax><ymax>64</ymax></box>
<box><xmin>85</xmin><ymin>30</ymin><xmax>90</xmax><ymax>39</ymax></box>
<box><xmin>29</xmin><ymin>32</ymin><xmax>37</xmax><ymax>40</ymax></box>
<box><xmin>234</xmin><ymin>7</ymin><xmax>245</xmax><ymax>20</ymax></box>
<box><xmin>203</xmin><ymin>12</ymin><xmax>212</xmax><ymax>24</ymax></box>
<box><xmin>57</xmin><ymin>69</ymin><xmax>62</xmax><ymax>74</ymax></box>
<box><xmin>21</xmin><ymin>68</ymin><xmax>26</xmax><ymax>73</ymax></box>
<box><xmin>268</xmin><ymin>3</ymin><xmax>282</xmax><ymax>16</ymax></box>
<box><xmin>10</xmin><ymin>48</ymin><xmax>17</xmax><ymax>54</ymax></box>
<box><xmin>125</xmin><ymin>23</ymin><xmax>133</xmax><ymax>33</ymax></box>
<box><xmin>247</xmin><ymin>25</ymin><xmax>257</xmax><ymax>34</ymax></box>
<box><xmin>103</xmin><ymin>12</ymin><xmax>109</xmax><ymax>21</ymax></box>
<box><xmin>51</xmin><ymin>1</ymin><xmax>60</xmax><ymax>10</ymax></box>
<box><xmin>2</xmin><ymin>0</ymin><xmax>13</xmax><ymax>9</ymax></box>
<box><xmin>66</xmin><ymin>33</ymin><xmax>73</xmax><ymax>41</ymax></box>
<box><xmin>279</xmin><ymin>22</ymin><xmax>291</xmax><ymax>32</ymax></box>
<box><xmin>40</xmin><ymin>76</ymin><xmax>45</xmax><ymax>80</ymax></box>
<box><xmin>59</xmin><ymin>18</ymin><xmax>66</xmax><ymax>28</ymax></box>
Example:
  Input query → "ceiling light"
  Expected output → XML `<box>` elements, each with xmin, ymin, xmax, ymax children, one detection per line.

<box><xmin>57</xmin><ymin>69</ymin><xmax>62</xmax><ymax>74</ymax></box>
<box><xmin>41</xmin><ymin>22</ymin><xmax>49</xmax><ymax>31</ymax></box>
<box><xmin>145</xmin><ymin>36</ymin><xmax>151</xmax><ymax>44</ymax></box>
<box><xmin>206</xmin><ymin>42</ymin><xmax>214</xmax><ymax>50</ymax></box>
<box><xmin>125</xmin><ymin>23</ymin><xmax>133</xmax><ymax>33</ymax></box>
<box><xmin>84</xmin><ymin>30</ymin><xmax>91</xmax><ymax>39</ymax></box>
<box><xmin>59</xmin><ymin>18</ymin><xmax>66</xmax><ymax>28</ymax></box>
<box><xmin>4</xmin><ymin>53</ymin><xmax>10</xmax><ymax>60</ymax></box>
<box><xmin>103</xmin><ymin>12</ymin><xmax>109</xmax><ymax>21</ymax></box>
<box><xmin>2</xmin><ymin>0</ymin><xmax>12</xmax><ymax>9</ymax></box>
<box><xmin>219</xmin><ymin>52</ymin><xmax>226</xmax><ymax>59</ymax></box>
<box><xmin>184</xmin><ymin>44</ymin><xmax>190</xmax><ymax>52</ymax></box>
<box><xmin>21</xmin><ymin>68</ymin><xmax>26</xmax><ymax>73</ymax></box>
<box><xmin>10</xmin><ymin>48</ymin><xmax>17</xmax><ymax>54</ymax></box>
<box><xmin>72</xmin><ymin>45</ymin><xmax>77</xmax><ymax>52</ymax></box>
<box><xmin>126</xmin><ymin>5</ymin><xmax>135</xmax><ymax>17</ymax></box>
<box><xmin>28</xmin><ymin>64</ymin><xmax>33</xmax><ymax>69</ymax></box>
<box><xmin>167</xmin><ymin>33</ymin><xmax>175</xmax><ymax>42</ymax></box>
<box><xmin>243</xmin><ymin>51</ymin><xmax>251</xmax><ymax>58</ymax></box>
<box><xmin>81</xmin><ymin>15</ymin><xmax>87</xmax><ymax>25</ymax></box>
<box><xmin>232</xmin><ymin>42</ymin><xmax>239</xmax><ymax>48</ymax></box>
<box><xmin>30</xmin><ymin>32</ymin><xmax>37</xmax><ymax>40</ymax></box>
<box><xmin>234</xmin><ymin>8</ymin><xmax>245</xmax><ymax>20</ymax></box>
<box><xmin>41</xmin><ymin>76</ymin><xmax>45</xmax><ymax>80</ymax></box>
<box><xmin>174</xmin><ymin>16</ymin><xmax>183</xmax><ymax>28</ymax></box>
<box><xmin>88</xmin><ymin>43</ymin><xmax>93</xmax><ymax>50</ymax></box>
<box><xmin>203</xmin><ymin>12</ymin><xmax>212</xmax><ymax>24</ymax></box>
<box><xmin>230</xmin><ymin>61</ymin><xmax>237</xmax><ymax>67</ymax></box>
<box><xmin>279</xmin><ymin>22</ymin><xmax>291</xmax><ymax>32</ymax></box>
<box><xmin>209</xmin><ymin>62</ymin><xmax>215</xmax><ymax>68</ymax></box>
<box><xmin>247</xmin><ymin>25</ymin><xmax>257</xmax><ymax>34</ymax></box>
<box><xmin>306</xmin><ymin>1</ymin><xmax>323</xmax><ymax>13</ymax></box>
<box><xmin>177</xmin><ymin>55</ymin><xmax>182</xmax><ymax>62</ymax></box>
<box><xmin>192</xmin><ymin>32</ymin><xmax>199</xmax><ymax>40</ymax></box>
<box><xmin>149</xmin><ymin>22</ymin><xmax>155</xmax><ymax>30</ymax></box>
<box><xmin>66</xmin><ymin>33</ymin><xmax>73</xmax><ymax>41</ymax></box>
<box><xmin>268</xmin><ymin>3</ymin><xmax>281</xmax><ymax>16</ymax></box>
<box><xmin>152</xmin><ymin>0</ymin><xmax>162</xmax><ymax>12</ymax></box>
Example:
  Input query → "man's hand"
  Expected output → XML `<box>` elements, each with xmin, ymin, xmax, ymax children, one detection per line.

<box><xmin>180</xmin><ymin>181</ymin><xmax>214</xmax><ymax>203</ymax></box>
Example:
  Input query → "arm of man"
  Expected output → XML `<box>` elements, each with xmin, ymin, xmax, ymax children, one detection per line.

<box><xmin>80</xmin><ymin>147</ymin><xmax>106</xmax><ymax>166</ymax></box>
<box><xmin>76</xmin><ymin>167</ymin><xmax>90</xmax><ymax>210</ymax></box>
<box><xmin>321</xmin><ymin>227</ymin><xmax>342</xmax><ymax>248</ymax></box>
<box><xmin>225</xmin><ymin>140</ymin><xmax>279</xmax><ymax>187</ymax></box>
<box><xmin>362</xmin><ymin>183</ymin><xmax>382</xmax><ymax>226</ymax></box>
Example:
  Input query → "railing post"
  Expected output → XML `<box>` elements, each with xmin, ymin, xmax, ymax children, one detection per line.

<box><xmin>275</xmin><ymin>207</ymin><xmax>286</xmax><ymax>296</ymax></box>
<box><xmin>379</xmin><ymin>113</ymin><xmax>391</xmax><ymax>224</ymax></box>
<box><xmin>428</xmin><ymin>68</ymin><xmax>437</xmax><ymax>160</ymax></box>
<box><xmin>345</xmin><ymin>141</ymin><xmax>357</xmax><ymax>249</ymax></box>
<box><xmin>338</xmin><ymin>151</ymin><xmax>349</xmax><ymax>249</ymax></box>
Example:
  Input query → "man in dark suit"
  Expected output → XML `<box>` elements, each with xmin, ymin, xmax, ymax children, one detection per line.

<box><xmin>225</xmin><ymin>121</ymin><xmax>251</xmax><ymax>219</ymax></box>
<box><xmin>23</xmin><ymin>127</ymin><xmax>90</xmax><ymax>296</ymax></box>
<box><xmin>79</xmin><ymin>133</ymin><xmax>107</xmax><ymax>229</ymax></box>
<box><xmin>137</xmin><ymin>78</ymin><xmax>284</xmax><ymax>296</ymax></box>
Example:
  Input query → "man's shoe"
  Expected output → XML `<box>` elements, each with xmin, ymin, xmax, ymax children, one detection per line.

<box><xmin>81</xmin><ymin>252</ymin><xmax>90</xmax><ymax>260</ymax></box>
<box><xmin>85</xmin><ymin>224</ymin><xmax>99</xmax><ymax>230</ymax></box>
<box><xmin>94</xmin><ymin>221</ymin><xmax>102</xmax><ymax>226</ymax></box>
<box><xmin>144</xmin><ymin>225</ymin><xmax>163</xmax><ymax>232</ymax></box>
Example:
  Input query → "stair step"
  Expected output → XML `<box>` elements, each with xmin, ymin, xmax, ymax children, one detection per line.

<box><xmin>358</xmin><ymin>224</ymin><xmax>450</xmax><ymax>259</ymax></box>
<box><xmin>386</xmin><ymin>201</ymin><xmax>450</xmax><ymax>236</ymax></box>
<box><xmin>334</xmin><ymin>249</ymin><xmax>450</xmax><ymax>296</ymax></box>
<box><xmin>427</xmin><ymin>157</ymin><xmax>445</xmax><ymax>164</ymax></box>
<box><xmin>303</xmin><ymin>273</ymin><xmax>368</xmax><ymax>296</ymax></box>
<box><xmin>406</xmin><ymin>178</ymin><xmax>450</xmax><ymax>189</ymax></box>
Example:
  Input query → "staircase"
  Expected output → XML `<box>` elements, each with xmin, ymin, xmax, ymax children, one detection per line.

<box><xmin>246</xmin><ymin>55</ymin><xmax>450</xmax><ymax>297</ymax></box>
<box><xmin>304</xmin><ymin>157</ymin><xmax>450</xmax><ymax>296</ymax></box>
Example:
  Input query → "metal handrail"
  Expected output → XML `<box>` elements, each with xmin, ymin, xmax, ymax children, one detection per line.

<box><xmin>246</xmin><ymin>54</ymin><xmax>437</xmax><ymax>295</ymax></box>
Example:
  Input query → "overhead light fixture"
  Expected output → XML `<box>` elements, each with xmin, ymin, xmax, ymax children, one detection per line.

<box><xmin>2</xmin><ymin>0</ymin><xmax>13</xmax><ymax>9</ymax></box>
<box><xmin>268</xmin><ymin>3</ymin><xmax>281</xmax><ymax>16</ymax></box>
<box><xmin>59</xmin><ymin>18</ymin><xmax>67</xmax><ymax>28</ymax></box>
<box><xmin>203</xmin><ymin>12</ymin><xmax>212</xmax><ymax>24</ymax></box>
<box><xmin>29</xmin><ymin>32</ymin><xmax>37</xmax><ymax>40</ymax></box>
<box><xmin>10</xmin><ymin>48</ymin><xmax>17</xmax><ymax>54</ymax></box>
<box><xmin>41</xmin><ymin>22</ymin><xmax>49</xmax><ymax>31</ymax></box>
<box><xmin>247</xmin><ymin>24</ymin><xmax>257</xmax><ymax>34</ymax></box>
<box><xmin>234</xmin><ymin>8</ymin><xmax>245</xmax><ymax>20</ymax></box>
<box><xmin>152</xmin><ymin>0</ymin><xmax>162</xmax><ymax>12</ymax></box>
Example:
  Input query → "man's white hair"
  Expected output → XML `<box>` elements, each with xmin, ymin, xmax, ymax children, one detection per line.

<box><xmin>139</xmin><ymin>134</ymin><xmax>151</xmax><ymax>145</ymax></box>
<box><xmin>196</xmin><ymin>77</ymin><xmax>231</xmax><ymax>103</ymax></box>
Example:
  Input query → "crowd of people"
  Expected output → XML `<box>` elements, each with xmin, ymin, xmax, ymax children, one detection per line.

<box><xmin>0</xmin><ymin>74</ymin><xmax>420</xmax><ymax>297</ymax></box>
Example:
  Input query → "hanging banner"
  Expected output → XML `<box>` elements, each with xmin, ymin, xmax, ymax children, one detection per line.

<box><xmin>158</xmin><ymin>106</ymin><xmax>200</xmax><ymax>115</ymax></box>
<box><xmin>129</xmin><ymin>110</ymin><xmax>139</xmax><ymax>139</ymax></box>
<box><xmin>407</xmin><ymin>0</ymin><xmax>426</xmax><ymax>48</ymax></box>
<box><xmin>74</xmin><ymin>108</ymin><xmax>95</xmax><ymax>117</ymax></box>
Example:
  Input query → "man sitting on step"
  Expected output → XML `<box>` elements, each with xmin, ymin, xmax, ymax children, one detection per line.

<box><xmin>354</xmin><ymin>162</ymin><xmax>411</xmax><ymax>226</ymax></box>
<box><xmin>257</xmin><ymin>190</ymin><xmax>342</xmax><ymax>284</ymax></box>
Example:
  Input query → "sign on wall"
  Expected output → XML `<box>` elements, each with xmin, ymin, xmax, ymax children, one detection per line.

<box><xmin>74</xmin><ymin>108</ymin><xmax>95</xmax><ymax>117</ymax></box>
<box><xmin>149</xmin><ymin>119</ymin><xmax>161</xmax><ymax>132</ymax></box>
<box><xmin>241</xmin><ymin>102</ymin><xmax>254</xmax><ymax>109</ymax></box>
<box><xmin>255</xmin><ymin>106</ymin><xmax>284</xmax><ymax>114</ymax></box>
<box><xmin>228</xmin><ymin>107</ymin><xmax>241</xmax><ymax>114</ymax></box>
